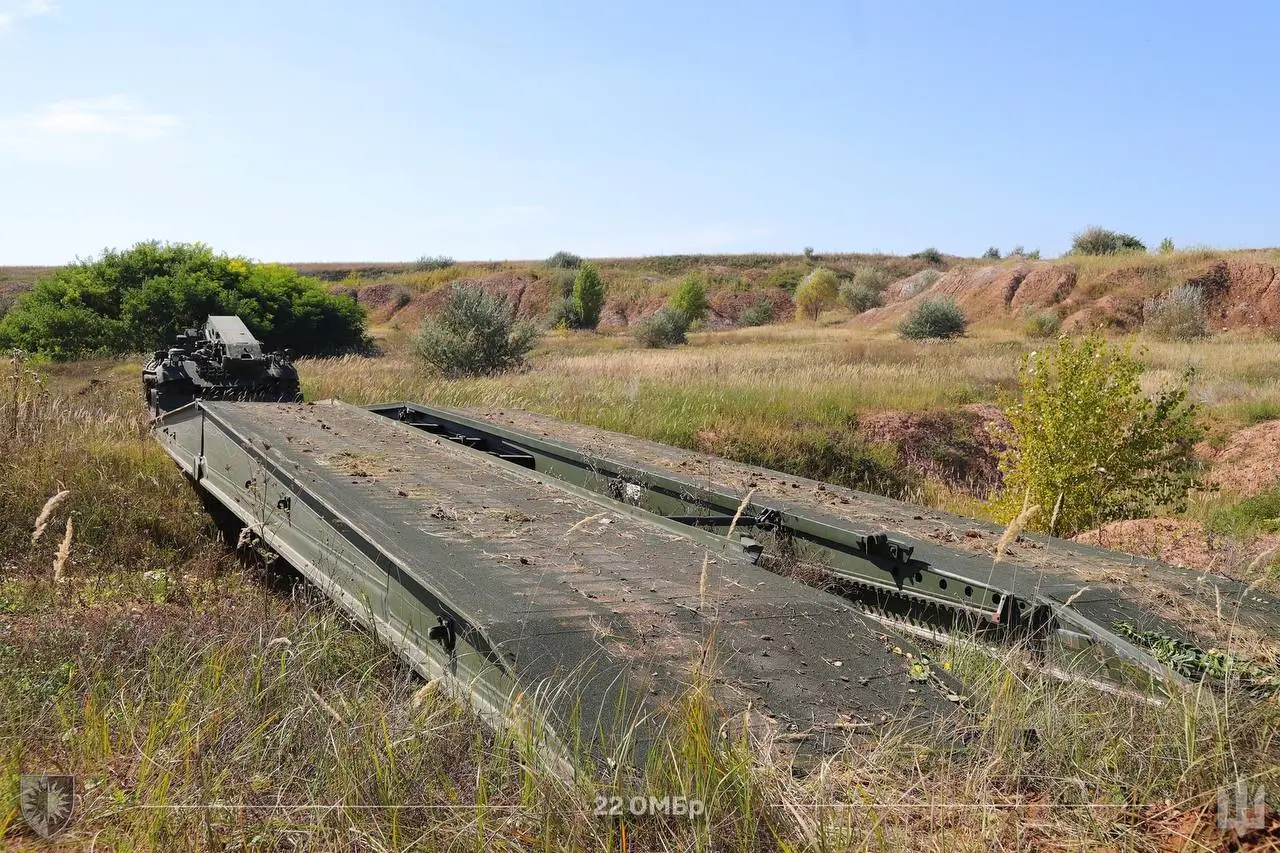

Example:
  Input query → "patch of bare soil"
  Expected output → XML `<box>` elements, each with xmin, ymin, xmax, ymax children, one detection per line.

<box><xmin>1074</xmin><ymin>518</ymin><xmax>1280</xmax><ymax>580</ymax></box>
<box><xmin>856</xmin><ymin>403</ymin><xmax>1008</xmax><ymax>496</ymax></box>
<box><xmin>1205</xmin><ymin>420</ymin><xmax>1280</xmax><ymax>498</ymax></box>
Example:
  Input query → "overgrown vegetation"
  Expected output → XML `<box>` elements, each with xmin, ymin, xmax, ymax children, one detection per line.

<box><xmin>413</xmin><ymin>284</ymin><xmax>538</xmax><ymax>377</ymax></box>
<box><xmin>669</xmin><ymin>274</ymin><xmax>709</xmax><ymax>325</ymax></box>
<box><xmin>545</xmin><ymin>250</ymin><xmax>583</xmax><ymax>270</ymax></box>
<box><xmin>793</xmin><ymin>267</ymin><xmax>839</xmax><ymax>321</ymax></box>
<box><xmin>839</xmin><ymin>282</ymin><xmax>885</xmax><ymax>314</ymax></box>
<box><xmin>993</xmin><ymin>332</ymin><xmax>1201</xmax><ymax>536</ymax></box>
<box><xmin>1144</xmin><ymin>283</ymin><xmax>1209</xmax><ymax>341</ymax></box>
<box><xmin>1021</xmin><ymin>310</ymin><xmax>1061</xmax><ymax>339</ymax></box>
<box><xmin>571</xmin><ymin>262</ymin><xmax>606</xmax><ymax>330</ymax></box>
<box><xmin>897</xmin><ymin>297</ymin><xmax>967</xmax><ymax>340</ymax></box>
<box><xmin>632</xmin><ymin>307</ymin><xmax>691</xmax><ymax>348</ymax></box>
<box><xmin>1070</xmin><ymin>226</ymin><xmax>1147</xmax><ymax>256</ymax></box>
<box><xmin>414</xmin><ymin>254</ymin><xmax>455</xmax><ymax>271</ymax></box>
<box><xmin>736</xmin><ymin>299</ymin><xmax>774</xmax><ymax>327</ymax></box>
<box><xmin>0</xmin><ymin>242</ymin><xmax>367</xmax><ymax>358</ymax></box>
<box><xmin>1208</xmin><ymin>485</ymin><xmax>1280</xmax><ymax>538</ymax></box>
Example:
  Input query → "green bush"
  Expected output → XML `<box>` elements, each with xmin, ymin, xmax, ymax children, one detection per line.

<box><xmin>897</xmin><ymin>297</ymin><xmax>966</xmax><ymax>339</ymax></box>
<box><xmin>632</xmin><ymin>308</ymin><xmax>691</xmax><ymax>348</ymax></box>
<box><xmin>838</xmin><ymin>282</ymin><xmax>884</xmax><ymax>314</ymax></box>
<box><xmin>571</xmin><ymin>263</ymin><xmax>606</xmax><ymax>330</ymax></box>
<box><xmin>1143</xmin><ymin>284</ymin><xmax>1208</xmax><ymax>341</ymax></box>
<box><xmin>851</xmin><ymin>266</ymin><xmax>890</xmax><ymax>292</ymax></box>
<box><xmin>762</xmin><ymin>264</ymin><xmax>809</xmax><ymax>292</ymax></box>
<box><xmin>670</xmin><ymin>274</ymin><xmax>710</xmax><ymax>325</ymax></box>
<box><xmin>1208</xmin><ymin>486</ymin><xmax>1280</xmax><ymax>538</ymax></box>
<box><xmin>413</xmin><ymin>284</ymin><xmax>538</xmax><ymax>377</ymax></box>
<box><xmin>982</xmin><ymin>247</ymin><xmax>1001</xmax><ymax>260</ymax></box>
<box><xmin>0</xmin><ymin>242</ymin><xmax>367</xmax><ymax>359</ymax></box>
<box><xmin>546</xmin><ymin>297</ymin><xmax>579</xmax><ymax>330</ymax></box>
<box><xmin>912</xmin><ymin>247</ymin><xmax>944</xmax><ymax>266</ymax></box>
<box><xmin>1158</xmin><ymin>237</ymin><xmax>1176</xmax><ymax>254</ymax></box>
<box><xmin>414</xmin><ymin>255</ymin><xmax>454</xmax><ymax>272</ymax></box>
<box><xmin>794</xmin><ymin>267</ymin><xmax>839</xmax><ymax>321</ymax></box>
<box><xmin>737</xmin><ymin>300</ymin><xmax>774</xmax><ymax>327</ymax></box>
<box><xmin>545</xmin><ymin>250</ymin><xmax>583</xmax><ymax>270</ymax></box>
<box><xmin>1070</xmin><ymin>226</ymin><xmax>1146</xmax><ymax>256</ymax></box>
<box><xmin>1022</xmin><ymin>310</ymin><xmax>1061</xmax><ymax>339</ymax></box>
<box><xmin>992</xmin><ymin>332</ymin><xmax>1201</xmax><ymax>536</ymax></box>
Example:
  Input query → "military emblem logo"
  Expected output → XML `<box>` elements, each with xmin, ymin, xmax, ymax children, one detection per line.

<box><xmin>20</xmin><ymin>774</ymin><xmax>75</xmax><ymax>838</ymax></box>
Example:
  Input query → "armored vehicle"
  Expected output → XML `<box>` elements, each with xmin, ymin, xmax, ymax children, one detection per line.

<box><xmin>142</xmin><ymin>315</ymin><xmax>301</xmax><ymax>416</ymax></box>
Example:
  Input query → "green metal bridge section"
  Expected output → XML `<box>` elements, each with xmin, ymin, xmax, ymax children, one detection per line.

<box><xmin>151</xmin><ymin>395</ymin><xmax>1280</xmax><ymax>764</ymax></box>
<box><xmin>152</xmin><ymin>400</ymin><xmax>961</xmax><ymax>766</ymax></box>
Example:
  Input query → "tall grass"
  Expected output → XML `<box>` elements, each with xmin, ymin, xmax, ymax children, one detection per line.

<box><xmin>2</xmin><ymin>351</ymin><xmax>1279</xmax><ymax>848</ymax></box>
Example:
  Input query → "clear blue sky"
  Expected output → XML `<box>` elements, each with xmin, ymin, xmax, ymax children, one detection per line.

<box><xmin>2</xmin><ymin>1</ymin><xmax>1277</xmax><ymax>264</ymax></box>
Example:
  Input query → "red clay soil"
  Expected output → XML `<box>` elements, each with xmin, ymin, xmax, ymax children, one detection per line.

<box><xmin>1204</xmin><ymin>420</ymin><xmax>1280</xmax><ymax>498</ymax></box>
<box><xmin>862</xmin><ymin>256</ymin><xmax>1280</xmax><ymax>334</ymax></box>
<box><xmin>856</xmin><ymin>403</ymin><xmax>1008</xmax><ymax>495</ymax></box>
<box><xmin>1074</xmin><ymin>517</ymin><xmax>1280</xmax><ymax>579</ymax></box>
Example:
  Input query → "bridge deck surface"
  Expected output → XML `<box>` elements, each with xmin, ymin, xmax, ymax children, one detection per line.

<box><xmin>207</xmin><ymin>401</ymin><xmax>955</xmax><ymax>747</ymax></box>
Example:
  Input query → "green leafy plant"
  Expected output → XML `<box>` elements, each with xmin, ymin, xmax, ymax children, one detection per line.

<box><xmin>992</xmin><ymin>332</ymin><xmax>1201</xmax><ymax>536</ymax></box>
<box><xmin>632</xmin><ymin>308</ymin><xmax>691</xmax><ymax>348</ymax></box>
<box><xmin>982</xmin><ymin>247</ymin><xmax>1001</xmax><ymax>260</ymax></box>
<box><xmin>1143</xmin><ymin>284</ymin><xmax>1208</xmax><ymax>341</ymax></box>
<box><xmin>670</xmin><ymin>274</ymin><xmax>710</xmax><ymax>325</ymax></box>
<box><xmin>838</xmin><ymin>283</ymin><xmax>884</xmax><ymax>314</ymax></box>
<box><xmin>414</xmin><ymin>255</ymin><xmax>454</xmax><ymax>272</ymax></box>
<box><xmin>413</xmin><ymin>284</ymin><xmax>538</xmax><ymax>377</ymax></box>
<box><xmin>793</xmin><ymin>267</ymin><xmax>839</xmax><ymax>321</ymax></box>
<box><xmin>912</xmin><ymin>247</ymin><xmax>944</xmax><ymax>266</ymax></box>
<box><xmin>1158</xmin><ymin>237</ymin><xmax>1175</xmax><ymax>254</ymax></box>
<box><xmin>1070</xmin><ymin>226</ymin><xmax>1146</xmax><ymax>256</ymax></box>
<box><xmin>762</xmin><ymin>264</ymin><xmax>809</xmax><ymax>292</ymax></box>
<box><xmin>0</xmin><ymin>242</ymin><xmax>367</xmax><ymax>359</ymax></box>
<box><xmin>1207</xmin><ymin>485</ymin><xmax>1280</xmax><ymax>538</ymax></box>
<box><xmin>851</xmin><ymin>266</ymin><xmax>890</xmax><ymax>292</ymax></box>
<box><xmin>1021</xmin><ymin>310</ymin><xmax>1061</xmax><ymax>339</ymax></box>
<box><xmin>897</xmin><ymin>297</ymin><xmax>967</xmax><ymax>339</ymax></box>
<box><xmin>545</xmin><ymin>250</ymin><xmax>583</xmax><ymax>270</ymax></box>
<box><xmin>736</xmin><ymin>300</ymin><xmax>774</xmax><ymax>327</ymax></box>
<box><xmin>1113</xmin><ymin>622</ymin><xmax>1278</xmax><ymax>690</ymax></box>
<box><xmin>571</xmin><ymin>263</ymin><xmax>606</xmax><ymax>330</ymax></box>
<box><xmin>545</xmin><ymin>296</ymin><xmax>578</xmax><ymax>330</ymax></box>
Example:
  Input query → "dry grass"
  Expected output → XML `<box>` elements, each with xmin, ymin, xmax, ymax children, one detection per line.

<box><xmin>2</xmin><ymin>345</ymin><xmax>1279</xmax><ymax>849</ymax></box>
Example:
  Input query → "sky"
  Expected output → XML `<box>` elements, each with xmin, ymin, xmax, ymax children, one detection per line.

<box><xmin>1</xmin><ymin>1</ymin><xmax>1278</xmax><ymax>264</ymax></box>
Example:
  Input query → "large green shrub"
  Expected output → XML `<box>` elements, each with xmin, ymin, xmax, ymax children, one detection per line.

<box><xmin>793</xmin><ymin>267</ymin><xmax>839</xmax><ymax>321</ymax></box>
<box><xmin>897</xmin><ymin>297</ymin><xmax>966</xmax><ymax>339</ymax></box>
<box><xmin>632</xmin><ymin>308</ymin><xmax>691</xmax><ymax>348</ymax></box>
<box><xmin>851</xmin><ymin>266</ymin><xmax>890</xmax><ymax>293</ymax></box>
<box><xmin>413</xmin><ymin>284</ymin><xmax>538</xmax><ymax>377</ymax></box>
<box><xmin>571</xmin><ymin>263</ymin><xmax>606</xmax><ymax>330</ymax></box>
<box><xmin>737</xmin><ymin>300</ymin><xmax>774</xmax><ymax>327</ymax></box>
<box><xmin>1143</xmin><ymin>284</ymin><xmax>1208</xmax><ymax>341</ymax></box>
<box><xmin>1070</xmin><ymin>226</ymin><xmax>1146</xmax><ymax>256</ymax></box>
<box><xmin>839</xmin><ymin>283</ymin><xmax>884</xmax><ymax>314</ymax></box>
<box><xmin>0</xmin><ymin>242</ymin><xmax>367</xmax><ymax>359</ymax></box>
<box><xmin>545</xmin><ymin>250</ymin><xmax>583</xmax><ymax>270</ymax></box>
<box><xmin>670</xmin><ymin>274</ymin><xmax>710</xmax><ymax>324</ymax></box>
<box><xmin>992</xmin><ymin>333</ymin><xmax>1201</xmax><ymax>536</ymax></box>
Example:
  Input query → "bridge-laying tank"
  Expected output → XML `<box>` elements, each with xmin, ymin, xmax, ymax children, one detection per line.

<box><xmin>142</xmin><ymin>315</ymin><xmax>300</xmax><ymax>416</ymax></box>
<box><xmin>148</xmin><ymin>316</ymin><xmax>1280</xmax><ymax>769</ymax></box>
